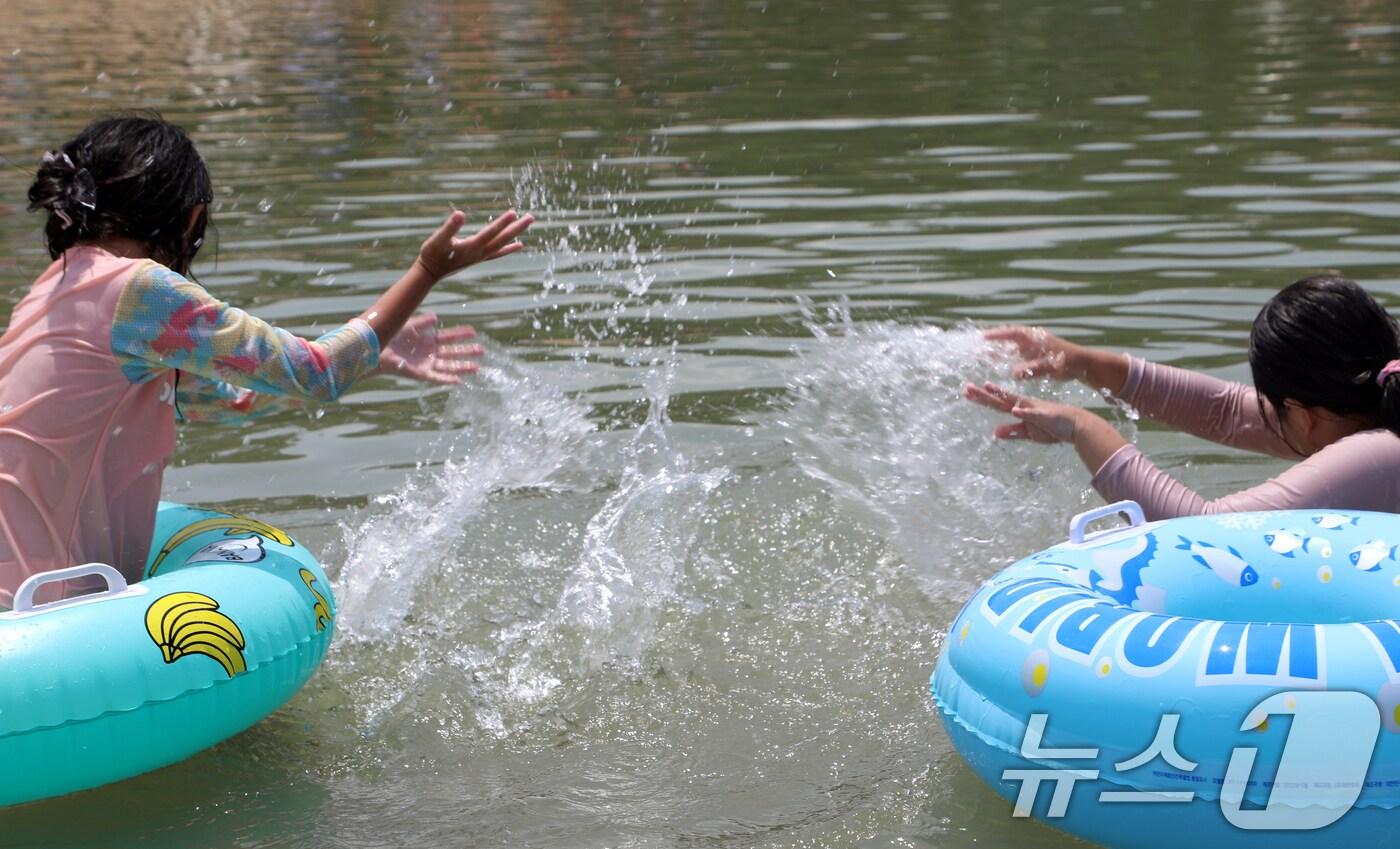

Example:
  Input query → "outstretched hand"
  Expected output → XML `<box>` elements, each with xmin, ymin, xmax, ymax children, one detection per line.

<box><xmin>963</xmin><ymin>380</ymin><xmax>1130</xmax><ymax>473</ymax></box>
<box><xmin>377</xmin><ymin>313</ymin><xmax>483</xmax><ymax>385</ymax></box>
<box><xmin>415</xmin><ymin>209</ymin><xmax>535</xmax><ymax>281</ymax></box>
<box><xmin>983</xmin><ymin>326</ymin><xmax>1085</xmax><ymax>381</ymax></box>
<box><xmin>964</xmin><ymin>381</ymin><xmax>1084</xmax><ymax>442</ymax></box>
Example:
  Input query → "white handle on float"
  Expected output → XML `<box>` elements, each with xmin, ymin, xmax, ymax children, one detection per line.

<box><xmin>11</xmin><ymin>563</ymin><xmax>130</xmax><ymax>613</ymax></box>
<box><xmin>1068</xmin><ymin>501</ymin><xmax>1146</xmax><ymax>545</ymax></box>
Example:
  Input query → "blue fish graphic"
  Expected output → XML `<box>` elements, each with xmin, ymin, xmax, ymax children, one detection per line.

<box><xmin>1176</xmin><ymin>536</ymin><xmax>1260</xmax><ymax>587</ymax></box>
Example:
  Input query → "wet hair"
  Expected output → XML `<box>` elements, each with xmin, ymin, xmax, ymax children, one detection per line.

<box><xmin>26</xmin><ymin>112</ymin><xmax>212</xmax><ymax>274</ymax></box>
<box><xmin>1249</xmin><ymin>275</ymin><xmax>1400</xmax><ymax>446</ymax></box>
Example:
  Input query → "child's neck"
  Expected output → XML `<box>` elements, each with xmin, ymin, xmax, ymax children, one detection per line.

<box><xmin>82</xmin><ymin>236</ymin><xmax>152</xmax><ymax>261</ymax></box>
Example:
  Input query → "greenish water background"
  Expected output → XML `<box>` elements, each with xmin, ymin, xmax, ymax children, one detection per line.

<box><xmin>2</xmin><ymin>0</ymin><xmax>1399</xmax><ymax>846</ymax></box>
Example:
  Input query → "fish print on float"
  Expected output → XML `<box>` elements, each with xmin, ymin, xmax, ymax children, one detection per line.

<box><xmin>1175</xmin><ymin>536</ymin><xmax>1260</xmax><ymax>587</ymax></box>
<box><xmin>1350</xmin><ymin>539</ymin><xmax>1399</xmax><ymax>573</ymax></box>
<box><xmin>1314</xmin><ymin>513</ymin><xmax>1360</xmax><ymax>530</ymax></box>
<box><xmin>1264</xmin><ymin>528</ymin><xmax>1333</xmax><ymax>559</ymax></box>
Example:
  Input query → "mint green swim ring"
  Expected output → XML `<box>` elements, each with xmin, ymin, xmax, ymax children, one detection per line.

<box><xmin>0</xmin><ymin>502</ymin><xmax>335</xmax><ymax>808</ymax></box>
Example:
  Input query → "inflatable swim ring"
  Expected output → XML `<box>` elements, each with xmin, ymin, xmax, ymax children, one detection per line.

<box><xmin>933</xmin><ymin>501</ymin><xmax>1400</xmax><ymax>848</ymax></box>
<box><xmin>0</xmin><ymin>502</ymin><xmax>335</xmax><ymax>808</ymax></box>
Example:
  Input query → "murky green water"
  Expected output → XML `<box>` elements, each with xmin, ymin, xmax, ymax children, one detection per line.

<box><xmin>3</xmin><ymin>0</ymin><xmax>1400</xmax><ymax>846</ymax></box>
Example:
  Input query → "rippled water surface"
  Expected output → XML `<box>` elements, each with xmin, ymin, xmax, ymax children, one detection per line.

<box><xmin>3</xmin><ymin>1</ymin><xmax>1400</xmax><ymax>846</ymax></box>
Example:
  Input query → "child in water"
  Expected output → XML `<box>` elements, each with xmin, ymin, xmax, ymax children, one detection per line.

<box><xmin>0</xmin><ymin>114</ymin><xmax>533</xmax><ymax>606</ymax></box>
<box><xmin>965</xmin><ymin>276</ymin><xmax>1400</xmax><ymax>518</ymax></box>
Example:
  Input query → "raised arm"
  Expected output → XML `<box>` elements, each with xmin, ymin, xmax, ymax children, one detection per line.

<box><xmin>113</xmin><ymin>262</ymin><xmax>380</xmax><ymax>402</ymax></box>
<box><xmin>113</xmin><ymin>209</ymin><xmax>532</xmax><ymax>403</ymax></box>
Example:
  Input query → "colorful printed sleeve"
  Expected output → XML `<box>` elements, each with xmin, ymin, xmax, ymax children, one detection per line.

<box><xmin>111</xmin><ymin>261</ymin><xmax>380</xmax><ymax>403</ymax></box>
<box><xmin>173</xmin><ymin>372</ymin><xmax>298</xmax><ymax>424</ymax></box>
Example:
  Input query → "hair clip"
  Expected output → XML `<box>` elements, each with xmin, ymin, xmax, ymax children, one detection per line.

<box><xmin>71</xmin><ymin>168</ymin><xmax>98</xmax><ymax>210</ymax></box>
<box><xmin>40</xmin><ymin>150</ymin><xmax>77</xmax><ymax>171</ymax></box>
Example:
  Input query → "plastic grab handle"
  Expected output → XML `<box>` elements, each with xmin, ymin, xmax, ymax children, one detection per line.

<box><xmin>12</xmin><ymin>563</ymin><xmax>129</xmax><ymax>613</ymax></box>
<box><xmin>1069</xmin><ymin>501</ymin><xmax>1146</xmax><ymax>545</ymax></box>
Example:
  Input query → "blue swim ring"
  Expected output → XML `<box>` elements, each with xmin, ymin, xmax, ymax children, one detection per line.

<box><xmin>933</xmin><ymin>501</ymin><xmax>1400</xmax><ymax>848</ymax></box>
<box><xmin>0</xmin><ymin>502</ymin><xmax>335</xmax><ymax>808</ymax></box>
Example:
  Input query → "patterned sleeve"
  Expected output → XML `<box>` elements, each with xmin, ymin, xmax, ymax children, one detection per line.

<box><xmin>111</xmin><ymin>261</ymin><xmax>380</xmax><ymax>402</ymax></box>
<box><xmin>174</xmin><ymin>371</ymin><xmax>299</xmax><ymax>424</ymax></box>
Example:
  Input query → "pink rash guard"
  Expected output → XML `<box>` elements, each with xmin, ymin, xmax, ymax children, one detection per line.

<box><xmin>0</xmin><ymin>246</ymin><xmax>378</xmax><ymax>607</ymax></box>
<box><xmin>1092</xmin><ymin>357</ymin><xmax>1400</xmax><ymax>520</ymax></box>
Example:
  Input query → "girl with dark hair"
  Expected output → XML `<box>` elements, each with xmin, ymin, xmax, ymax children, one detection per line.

<box><xmin>0</xmin><ymin>114</ymin><xmax>533</xmax><ymax>605</ymax></box>
<box><xmin>964</xmin><ymin>276</ymin><xmax>1400</xmax><ymax>518</ymax></box>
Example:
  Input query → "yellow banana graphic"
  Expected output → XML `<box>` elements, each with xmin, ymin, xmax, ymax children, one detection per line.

<box><xmin>299</xmin><ymin>568</ymin><xmax>331</xmax><ymax>633</ymax></box>
<box><xmin>145</xmin><ymin>592</ymin><xmax>247</xmax><ymax>677</ymax></box>
<box><xmin>148</xmin><ymin>514</ymin><xmax>294</xmax><ymax>576</ymax></box>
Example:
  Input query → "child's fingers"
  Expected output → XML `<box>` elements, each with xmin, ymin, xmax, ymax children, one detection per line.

<box><xmin>434</xmin><ymin>359</ymin><xmax>479</xmax><ymax>375</ymax></box>
<box><xmin>982</xmin><ymin>325</ymin><xmax>1030</xmax><ymax>342</ymax></box>
<box><xmin>476</xmin><ymin>217</ymin><xmax>534</xmax><ymax>256</ymax></box>
<box><xmin>982</xmin><ymin>325</ymin><xmax>1040</xmax><ymax>350</ymax></box>
<box><xmin>438</xmin><ymin>343</ymin><xmax>485</xmax><ymax>360</ymax></box>
<box><xmin>500</xmin><ymin>212</ymin><xmax>534</xmax><ymax>239</ymax></box>
<box><xmin>963</xmin><ymin>381</ymin><xmax>1017</xmax><ymax>413</ymax></box>
<box><xmin>405</xmin><ymin>313</ymin><xmax>438</xmax><ymax>333</ymax></box>
<box><xmin>481</xmin><ymin>241</ymin><xmax>525</xmax><ymax>261</ymax></box>
<box><xmin>435</xmin><ymin>325</ymin><xmax>477</xmax><ymax>343</ymax></box>
<box><xmin>980</xmin><ymin>381</ymin><xmax>1025</xmax><ymax>406</ymax></box>
<box><xmin>1012</xmin><ymin>356</ymin><xmax>1058</xmax><ymax>379</ymax></box>
<box><xmin>426</xmin><ymin>211</ymin><xmax>467</xmax><ymax>249</ymax></box>
<box><xmin>429</xmin><ymin>360</ymin><xmax>479</xmax><ymax>384</ymax></box>
<box><xmin>464</xmin><ymin>210</ymin><xmax>520</xmax><ymax>246</ymax></box>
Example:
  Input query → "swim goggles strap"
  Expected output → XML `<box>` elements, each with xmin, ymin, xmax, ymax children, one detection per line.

<box><xmin>1378</xmin><ymin>360</ymin><xmax>1400</xmax><ymax>387</ymax></box>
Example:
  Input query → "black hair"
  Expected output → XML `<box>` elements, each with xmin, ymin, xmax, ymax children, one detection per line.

<box><xmin>1249</xmin><ymin>275</ymin><xmax>1400</xmax><ymax>446</ymax></box>
<box><xmin>26</xmin><ymin>112</ymin><xmax>212</xmax><ymax>274</ymax></box>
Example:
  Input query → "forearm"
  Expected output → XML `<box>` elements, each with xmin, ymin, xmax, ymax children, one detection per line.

<box><xmin>1073</xmin><ymin>412</ymin><xmax>1129</xmax><ymax>477</ymax></box>
<box><xmin>358</xmin><ymin>259</ymin><xmax>439</xmax><ymax>349</ymax></box>
<box><xmin>1075</xmin><ymin>347</ymin><xmax>1131</xmax><ymax>395</ymax></box>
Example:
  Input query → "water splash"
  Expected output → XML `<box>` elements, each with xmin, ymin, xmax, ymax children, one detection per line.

<box><xmin>514</xmin><ymin>161</ymin><xmax>663</xmax><ymax>300</ymax></box>
<box><xmin>329</xmin><ymin>157</ymin><xmax>723</xmax><ymax>736</ymax></box>
<box><xmin>334</xmin><ymin>351</ymin><xmax>595</xmax><ymax>641</ymax></box>
<box><xmin>329</xmin><ymin>350</ymin><xmax>728</xmax><ymax>739</ymax></box>
<box><xmin>552</xmin><ymin>366</ymin><xmax>728</xmax><ymax>672</ymax></box>
<box><xmin>778</xmin><ymin>300</ymin><xmax>1129</xmax><ymax>590</ymax></box>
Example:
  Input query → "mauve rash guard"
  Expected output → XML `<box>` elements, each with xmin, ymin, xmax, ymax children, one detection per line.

<box><xmin>1092</xmin><ymin>357</ymin><xmax>1400</xmax><ymax>520</ymax></box>
<box><xmin>0</xmin><ymin>247</ymin><xmax>378</xmax><ymax>606</ymax></box>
